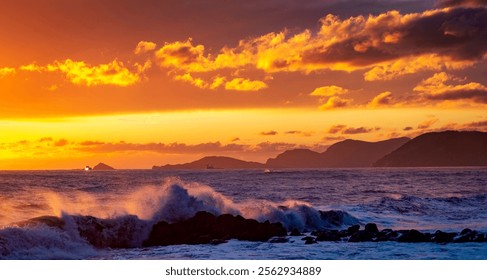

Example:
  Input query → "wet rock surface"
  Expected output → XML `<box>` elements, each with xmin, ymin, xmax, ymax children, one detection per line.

<box><xmin>144</xmin><ymin>211</ymin><xmax>287</xmax><ymax>247</ymax></box>
<box><xmin>302</xmin><ymin>224</ymin><xmax>487</xmax><ymax>244</ymax></box>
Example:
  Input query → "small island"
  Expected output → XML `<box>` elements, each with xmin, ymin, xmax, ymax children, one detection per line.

<box><xmin>92</xmin><ymin>162</ymin><xmax>115</xmax><ymax>171</ymax></box>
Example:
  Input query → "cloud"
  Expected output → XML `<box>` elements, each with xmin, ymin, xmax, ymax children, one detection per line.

<box><xmin>155</xmin><ymin>39</ymin><xmax>211</xmax><ymax>72</ymax></box>
<box><xmin>363</xmin><ymin>54</ymin><xmax>474</xmax><ymax>81</ymax></box>
<box><xmin>464</xmin><ymin>120</ymin><xmax>487</xmax><ymax>129</ymax></box>
<box><xmin>417</xmin><ymin>118</ymin><xmax>439</xmax><ymax>129</ymax></box>
<box><xmin>309</xmin><ymin>85</ymin><xmax>348</xmax><ymax>97</ymax></box>
<box><xmin>342</xmin><ymin>126</ymin><xmax>377</xmax><ymax>134</ymax></box>
<box><xmin>284</xmin><ymin>130</ymin><xmax>313</xmax><ymax>137</ymax></box>
<box><xmin>174</xmin><ymin>73</ymin><xmax>210</xmax><ymax>89</ymax></box>
<box><xmin>414</xmin><ymin>72</ymin><xmax>487</xmax><ymax>103</ymax></box>
<box><xmin>322</xmin><ymin>135</ymin><xmax>346</xmax><ymax>142</ymax></box>
<box><xmin>403</xmin><ymin>126</ymin><xmax>414</xmax><ymax>131</ymax></box>
<box><xmin>224</xmin><ymin>78</ymin><xmax>268</xmax><ymax>91</ymax></box>
<box><xmin>260</xmin><ymin>130</ymin><xmax>278</xmax><ymax>136</ymax></box>
<box><xmin>319</xmin><ymin>96</ymin><xmax>353</xmax><ymax>110</ymax></box>
<box><xmin>21</xmin><ymin>59</ymin><xmax>143</xmax><ymax>87</ymax></box>
<box><xmin>39</xmin><ymin>137</ymin><xmax>53</xmax><ymax>142</ymax></box>
<box><xmin>328</xmin><ymin>125</ymin><xmax>347</xmax><ymax>134</ymax></box>
<box><xmin>54</xmin><ymin>139</ymin><xmax>69</xmax><ymax>147</ymax></box>
<box><xmin>0</xmin><ymin>67</ymin><xmax>15</xmax><ymax>78</ymax></box>
<box><xmin>145</xmin><ymin>5</ymin><xmax>487</xmax><ymax>91</ymax></box>
<box><xmin>367</xmin><ymin>91</ymin><xmax>393</xmax><ymax>107</ymax></box>
<box><xmin>134</xmin><ymin>41</ymin><xmax>157</xmax><ymax>54</ymax></box>
<box><xmin>437</xmin><ymin>0</ymin><xmax>487</xmax><ymax>7</ymax></box>
<box><xmin>328</xmin><ymin>124</ymin><xmax>379</xmax><ymax>134</ymax></box>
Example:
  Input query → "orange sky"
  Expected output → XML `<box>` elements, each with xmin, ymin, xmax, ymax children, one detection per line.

<box><xmin>1</xmin><ymin>0</ymin><xmax>486</xmax><ymax>169</ymax></box>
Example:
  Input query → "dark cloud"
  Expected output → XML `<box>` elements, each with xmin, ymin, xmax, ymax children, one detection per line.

<box><xmin>342</xmin><ymin>127</ymin><xmax>377</xmax><ymax>134</ymax></box>
<box><xmin>304</xmin><ymin>6</ymin><xmax>487</xmax><ymax>67</ymax></box>
<box><xmin>328</xmin><ymin>124</ymin><xmax>347</xmax><ymax>134</ymax></box>
<box><xmin>437</xmin><ymin>0</ymin><xmax>487</xmax><ymax>7</ymax></box>
<box><xmin>403</xmin><ymin>126</ymin><xmax>414</xmax><ymax>131</ymax></box>
<box><xmin>464</xmin><ymin>120</ymin><xmax>487</xmax><ymax>129</ymax></box>
<box><xmin>322</xmin><ymin>136</ymin><xmax>346</xmax><ymax>141</ymax></box>
<box><xmin>328</xmin><ymin>125</ymin><xmax>379</xmax><ymax>134</ymax></box>
<box><xmin>425</xmin><ymin>88</ymin><xmax>487</xmax><ymax>103</ymax></box>
<box><xmin>260</xmin><ymin>130</ymin><xmax>278</xmax><ymax>136</ymax></box>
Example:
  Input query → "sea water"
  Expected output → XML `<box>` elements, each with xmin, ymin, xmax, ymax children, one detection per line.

<box><xmin>0</xmin><ymin>168</ymin><xmax>486</xmax><ymax>259</ymax></box>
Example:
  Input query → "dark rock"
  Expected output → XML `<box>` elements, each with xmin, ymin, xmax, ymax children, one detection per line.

<box><xmin>290</xmin><ymin>228</ymin><xmax>302</xmax><ymax>236</ymax></box>
<box><xmin>397</xmin><ymin>229</ymin><xmax>430</xmax><ymax>243</ymax></box>
<box><xmin>454</xmin><ymin>230</ymin><xmax>478</xmax><ymax>243</ymax></box>
<box><xmin>364</xmin><ymin>223</ymin><xmax>379</xmax><ymax>234</ymax></box>
<box><xmin>348</xmin><ymin>230</ymin><xmax>373</xmax><ymax>242</ymax></box>
<box><xmin>432</xmin><ymin>230</ymin><xmax>457</xmax><ymax>243</ymax></box>
<box><xmin>347</xmin><ymin>225</ymin><xmax>360</xmax><ymax>235</ymax></box>
<box><xmin>143</xmin><ymin>211</ymin><xmax>287</xmax><ymax>247</ymax></box>
<box><xmin>302</xmin><ymin>236</ymin><xmax>317</xmax><ymax>244</ymax></box>
<box><xmin>473</xmin><ymin>233</ymin><xmax>485</xmax><ymax>242</ymax></box>
<box><xmin>209</xmin><ymin>239</ymin><xmax>227</xmax><ymax>245</ymax></box>
<box><xmin>269</xmin><ymin>237</ymin><xmax>289</xmax><ymax>243</ymax></box>
<box><xmin>319</xmin><ymin>210</ymin><xmax>359</xmax><ymax>226</ymax></box>
<box><xmin>316</xmin><ymin>230</ymin><xmax>341</xmax><ymax>241</ymax></box>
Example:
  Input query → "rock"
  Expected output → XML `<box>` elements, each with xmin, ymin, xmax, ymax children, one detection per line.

<box><xmin>347</xmin><ymin>225</ymin><xmax>360</xmax><ymax>235</ymax></box>
<box><xmin>454</xmin><ymin>230</ymin><xmax>478</xmax><ymax>243</ymax></box>
<box><xmin>364</xmin><ymin>223</ymin><xmax>379</xmax><ymax>234</ymax></box>
<box><xmin>397</xmin><ymin>229</ymin><xmax>430</xmax><ymax>243</ymax></box>
<box><xmin>316</xmin><ymin>230</ymin><xmax>341</xmax><ymax>241</ymax></box>
<box><xmin>473</xmin><ymin>233</ymin><xmax>485</xmax><ymax>242</ymax></box>
<box><xmin>348</xmin><ymin>231</ymin><xmax>373</xmax><ymax>242</ymax></box>
<box><xmin>269</xmin><ymin>237</ymin><xmax>289</xmax><ymax>243</ymax></box>
<box><xmin>302</xmin><ymin>236</ymin><xmax>317</xmax><ymax>244</ymax></box>
<box><xmin>143</xmin><ymin>211</ymin><xmax>287</xmax><ymax>247</ymax></box>
<box><xmin>290</xmin><ymin>228</ymin><xmax>302</xmax><ymax>236</ymax></box>
<box><xmin>432</xmin><ymin>230</ymin><xmax>457</xmax><ymax>243</ymax></box>
<box><xmin>209</xmin><ymin>239</ymin><xmax>227</xmax><ymax>245</ymax></box>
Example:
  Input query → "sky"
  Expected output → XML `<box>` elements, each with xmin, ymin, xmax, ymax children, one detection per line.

<box><xmin>1</xmin><ymin>0</ymin><xmax>486</xmax><ymax>169</ymax></box>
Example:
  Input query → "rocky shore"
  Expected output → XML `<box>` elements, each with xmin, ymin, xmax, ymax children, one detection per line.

<box><xmin>20</xmin><ymin>211</ymin><xmax>487</xmax><ymax>249</ymax></box>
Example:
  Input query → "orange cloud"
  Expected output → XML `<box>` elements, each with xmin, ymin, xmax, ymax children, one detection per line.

<box><xmin>134</xmin><ymin>41</ymin><xmax>157</xmax><ymax>54</ymax></box>
<box><xmin>367</xmin><ymin>91</ymin><xmax>393</xmax><ymax>108</ymax></box>
<box><xmin>364</xmin><ymin>54</ymin><xmax>475</xmax><ymax>81</ymax></box>
<box><xmin>147</xmin><ymin>5</ymin><xmax>487</xmax><ymax>92</ymax></box>
<box><xmin>414</xmin><ymin>72</ymin><xmax>487</xmax><ymax>103</ymax></box>
<box><xmin>310</xmin><ymin>85</ymin><xmax>348</xmax><ymax>97</ymax></box>
<box><xmin>0</xmin><ymin>67</ymin><xmax>15</xmax><ymax>78</ymax></box>
<box><xmin>319</xmin><ymin>96</ymin><xmax>353</xmax><ymax>110</ymax></box>
<box><xmin>21</xmin><ymin>59</ymin><xmax>143</xmax><ymax>87</ymax></box>
<box><xmin>224</xmin><ymin>78</ymin><xmax>267</xmax><ymax>91</ymax></box>
<box><xmin>174</xmin><ymin>73</ymin><xmax>209</xmax><ymax>89</ymax></box>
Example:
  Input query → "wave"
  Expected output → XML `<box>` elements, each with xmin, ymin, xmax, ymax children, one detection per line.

<box><xmin>366</xmin><ymin>194</ymin><xmax>487</xmax><ymax>215</ymax></box>
<box><xmin>0</xmin><ymin>178</ymin><xmax>358</xmax><ymax>259</ymax></box>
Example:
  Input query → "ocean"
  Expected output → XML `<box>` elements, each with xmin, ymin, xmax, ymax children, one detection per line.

<box><xmin>0</xmin><ymin>168</ymin><xmax>486</xmax><ymax>260</ymax></box>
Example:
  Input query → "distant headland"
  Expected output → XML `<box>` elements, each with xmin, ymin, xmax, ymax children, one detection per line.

<box><xmin>153</xmin><ymin>131</ymin><xmax>487</xmax><ymax>169</ymax></box>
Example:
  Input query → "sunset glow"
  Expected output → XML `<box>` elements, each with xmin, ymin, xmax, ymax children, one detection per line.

<box><xmin>1</xmin><ymin>0</ymin><xmax>486</xmax><ymax>170</ymax></box>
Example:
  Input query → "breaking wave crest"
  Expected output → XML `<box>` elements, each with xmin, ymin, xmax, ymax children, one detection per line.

<box><xmin>0</xmin><ymin>177</ymin><xmax>358</xmax><ymax>259</ymax></box>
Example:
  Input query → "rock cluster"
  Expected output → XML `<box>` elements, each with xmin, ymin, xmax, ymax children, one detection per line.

<box><xmin>300</xmin><ymin>223</ymin><xmax>487</xmax><ymax>244</ymax></box>
<box><xmin>143</xmin><ymin>211</ymin><xmax>287</xmax><ymax>247</ymax></box>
